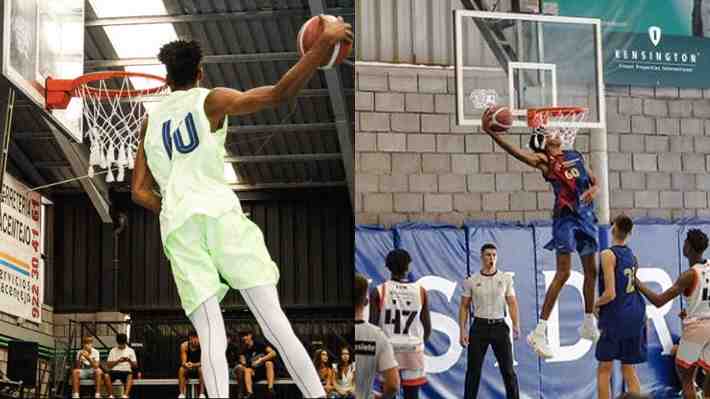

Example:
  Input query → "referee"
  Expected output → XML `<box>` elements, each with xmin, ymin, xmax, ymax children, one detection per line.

<box><xmin>458</xmin><ymin>243</ymin><xmax>520</xmax><ymax>399</ymax></box>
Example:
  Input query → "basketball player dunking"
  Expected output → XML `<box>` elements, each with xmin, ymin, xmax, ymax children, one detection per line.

<box><xmin>482</xmin><ymin>107</ymin><xmax>600</xmax><ymax>359</ymax></box>
<box><xmin>130</xmin><ymin>17</ymin><xmax>352</xmax><ymax>399</ymax></box>
<box><xmin>369</xmin><ymin>249</ymin><xmax>432</xmax><ymax>399</ymax></box>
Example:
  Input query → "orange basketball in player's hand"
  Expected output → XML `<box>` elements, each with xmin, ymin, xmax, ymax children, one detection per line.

<box><xmin>483</xmin><ymin>106</ymin><xmax>513</xmax><ymax>133</ymax></box>
<box><xmin>297</xmin><ymin>15</ymin><xmax>352</xmax><ymax>70</ymax></box>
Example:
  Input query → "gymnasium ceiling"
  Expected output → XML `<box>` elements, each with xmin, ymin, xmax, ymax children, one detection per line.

<box><xmin>3</xmin><ymin>0</ymin><xmax>354</xmax><ymax>223</ymax></box>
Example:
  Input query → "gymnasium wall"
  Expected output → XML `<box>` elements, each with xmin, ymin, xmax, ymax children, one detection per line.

<box><xmin>354</xmin><ymin>65</ymin><xmax>710</xmax><ymax>226</ymax></box>
<box><xmin>52</xmin><ymin>188</ymin><xmax>354</xmax><ymax>313</ymax></box>
<box><xmin>354</xmin><ymin>2</ymin><xmax>710</xmax><ymax>226</ymax></box>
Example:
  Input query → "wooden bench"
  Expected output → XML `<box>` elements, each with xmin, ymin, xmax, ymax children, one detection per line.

<box><xmin>79</xmin><ymin>378</ymin><xmax>294</xmax><ymax>397</ymax></box>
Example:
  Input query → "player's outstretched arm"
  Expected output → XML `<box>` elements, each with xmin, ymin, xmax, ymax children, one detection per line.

<box><xmin>131</xmin><ymin>120</ymin><xmax>162</xmax><ymax>214</ymax></box>
<box><xmin>635</xmin><ymin>269</ymin><xmax>695</xmax><ymax>308</ymax></box>
<box><xmin>481</xmin><ymin>109</ymin><xmax>547</xmax><ymax>172</ymax></box>
<box><xmin>420</xmin><ymin>287</ymin><xmax>432</xmax><ymax>342</ymax></box>
<box><xmin>204</xmin><ymin>16</ymin><xmax>353</xmax><ymax>122</ymax></box>
<box><xmin>595</xmin><ymin>250</ymin><xmax>617</xmax><ymax>308</ymax></box>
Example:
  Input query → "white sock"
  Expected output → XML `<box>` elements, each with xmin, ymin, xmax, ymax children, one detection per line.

<box><xmin>241</xmin><ymin>284</ymin><xmax>326</xmax><ymax>398</ymax></box>
<box><xmin>188</xmin><ymin>295</ymin><xmax>230</xmax><ymax>398</ymax></box>
<box><xmin>535</xmin><ymin>319</ymin><xmax>547</xmax><ymax>334</ymax></box>
<box><xmin>584</xmin><ymin>313</ymin><xmax>595</xmax><ymax>323</ymax></box>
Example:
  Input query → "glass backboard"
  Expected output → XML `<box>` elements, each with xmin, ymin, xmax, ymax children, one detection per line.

<box><xmin>454</xmin><ymin>10</ymin><xmax>605</xmax><ymax>129</ymax></box>
<box><xmin>3</xmin><ymin>0</ymin><xmax>84</xmax><ymax>142</ymax></box>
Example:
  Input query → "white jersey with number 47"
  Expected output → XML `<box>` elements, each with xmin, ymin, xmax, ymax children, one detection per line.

<box><xmin>377</xmin><ymin>280</ymin><xmax>424</xmax><ymax>354</ymax></box>
<box><xmin>685</xmin><ymin>260</ymin><xmax>710</xmax><ymax>320</ymax></box>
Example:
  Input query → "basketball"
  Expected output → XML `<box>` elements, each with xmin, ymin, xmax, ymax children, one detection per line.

<box><xmin>297</xmin><ymin>15</ymin><xmax>352</xmax><ymax>70</ymax></box>
<box><xmin>483</xmin><ymin>106</ymin><xmax>513</xmax><ymax>133</ymax></box>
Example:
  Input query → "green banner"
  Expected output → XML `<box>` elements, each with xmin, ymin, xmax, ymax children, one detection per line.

<box><xmin>559</xmin><ymin>0</ymin><xmax>710</xmax><ymax>87</ymax></box>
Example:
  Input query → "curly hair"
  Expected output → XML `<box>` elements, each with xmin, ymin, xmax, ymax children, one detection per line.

<box><xmin>686</xmin><ymin>228</ymin><xmax>709</xmax><ymax>254</ymax></box>
<box><xmin>157</xmin><ymin>40</ymin><xmax>203</xmax><ymax>87</ymax></box>
<box><xmin>385</xmin><ymin>249</ymin><xmax>412</xmax><ymax>276</ymax></box>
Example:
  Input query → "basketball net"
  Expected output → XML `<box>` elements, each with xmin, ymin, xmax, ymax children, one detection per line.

<box><xmin>77</xmin><ymin>76</ymin><xmax>169</xmax><ymax>182</ymax></box>
<box><xmin>527</xmin><ymin>107</ymin><xmax>587</xmax><ymax>147</ymax></box>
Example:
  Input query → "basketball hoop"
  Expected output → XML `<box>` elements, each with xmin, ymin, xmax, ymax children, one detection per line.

<box><xmin>527</xmin><ymin>106</ymin><xmax>587</xmax><ymax>146</ymax></box>
<box><xmin>46</xmin><ymin>71</ymin><xmax>169</xmax><ymax>182</ymax></box>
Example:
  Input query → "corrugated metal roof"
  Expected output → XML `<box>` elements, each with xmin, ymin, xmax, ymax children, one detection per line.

<box><xmin>84</xmin><ymin>0</ymin><xmax>354</xmax><ymax>186</ymax></box>
<box><xmin>2</xmin><ymin>0</ymin><xmax>353</xmax><ymax>211</ymax></box>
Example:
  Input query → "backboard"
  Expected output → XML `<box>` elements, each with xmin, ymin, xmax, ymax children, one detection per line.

<box><xmin>454</xmin><ymin>10</ymin><xmax>605</xmax><ymax>129</ymax></box>
<box><xmin>2</xmin><ymin>0</ymin><xmax>84</xmax><ymax>142</ymax></box>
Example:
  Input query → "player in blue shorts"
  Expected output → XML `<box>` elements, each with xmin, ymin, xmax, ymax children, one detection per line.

<box><xmin>483</xmin><ymin>109</ymin><xmax>600</xmax><ymax>358</ymax></box>
<box><xmin>594</xmin><ymin>214</ymin><xmax>646</xmax><ymax>399</ymax></box>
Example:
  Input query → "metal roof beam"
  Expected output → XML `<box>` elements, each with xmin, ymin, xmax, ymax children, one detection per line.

<box><xmin>225</xmin><ymin>153</ymin><xmax>341</xmax><ymax>163</ymax></box>
<box><xmin>85</xmin><ymin>8</ymin><xmax>354</xmax><ymax>26</ymax></box>
<box><xmin>12</xmin><ymin>131</ymin><xmax>54</xmax><ymax>140</ymax></box>
<box><xmin>86</xmin><ymin>54</ymin><xmax>356</xmax><ymax>68</ymax></box>
<box><xmin>9</xmin><ymin>142</ymin><xmax>47</xmax><ymax>187</ymax></box>
<box><xmin>229</xmin><ymin>122</ymin><xmax>335</xmax><ymax>134</ymax></box>
<box><xmin>307</xmin><ymin>0</ymin><xmax>355</xmax><ymax>207</ymax></box>
<box><xmin>42</xmin><ymin>116</ymin><xmax>112</xmax><ymax>223</ymax></box>
<box><xmin>231</xmin><ymin>181</ymin><xmax>345</xmax><ymax>191</ymax></box>
<box><xmin>38</xmin><ymin>152</ymin><xmax>341</xmax><ymax>166</ymax></box>
<box><xmin>34</xmin><ymin>160</ymin><xmax>69</xmax><ymax>168</ymax></box>
<box><xmin>86</xmin><ymin>53</ymin><xmax>299</xmax><ymax>68</ymax></box>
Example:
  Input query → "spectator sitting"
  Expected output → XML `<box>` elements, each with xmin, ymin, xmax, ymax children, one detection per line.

<box><xmin>226</xmin><ymin>333</ymin><xmax>242</xmax><ymax>397</ymax></box>
<box><xmin>313</xmin><ymin>349</ymin><xmax>335</xmax><ymax>396</ymax></box>
<box><xmin>236</xmin><ymin>330</ymin><xmax>278</xmax><ymax>398</ymax></box>
<box><xmin>332</xmin><ymin>346</ymin><xmax>355</xmax><ymax>399</ymax></box>
<box><xmin>178</xmin><ymin>331</ymin><xmax>205</xmax><ymax>399</ymax></box>
<box><xmin>104</xmin><ymin>333</ymin><xmax>137</xmax><ymax>399</ymax></box>
<box><xmin>71</xmin><ymin>336</ymin><xmax>104</xmax><ymax>399</ymax></box>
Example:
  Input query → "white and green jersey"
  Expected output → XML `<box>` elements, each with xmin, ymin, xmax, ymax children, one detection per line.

<box><xmin>143</xmin><ymin>87</ymin><xmax>241</xmax><ymax>243</ymax></box>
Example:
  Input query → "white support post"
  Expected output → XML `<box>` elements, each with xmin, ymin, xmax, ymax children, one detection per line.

<box><xmin>590</xmin><ymin>126</ymin><xmax>610</xmax><ymax>225</ymax></box>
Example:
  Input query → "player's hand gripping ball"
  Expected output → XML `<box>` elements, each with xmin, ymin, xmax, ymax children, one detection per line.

<box><xmin>482</xmin><ymin>106</ymin><xmax>513</xmax><ymax>134</ymax></box>
<box><xmin>297</xmin><ymin>15</ymin><xmax>353</xmax><ymax>70</ymax></box>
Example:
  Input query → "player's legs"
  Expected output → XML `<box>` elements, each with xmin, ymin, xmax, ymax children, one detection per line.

<box><xmin>178</xmin><ymin>366</ymin><xmax>187</xmax><ymax>396</ymax></box>
<box><xmin>579</xmin><ymin>252</ymin><xmax>597</xmax><ymax>314</ymax></box>
<box><xmin>597</xmin><ymin>361</ymin><xmax>613</xmax><ymax>399</ymax></box>
<box><xmin>187</xmin><ymin>295</ymin><xmax>230</xmax><ymax>398</ymax></box>
<box><xmin>403</xmin><ymin>386</ymin><xmax>420</xmax><ymax>399</ymax></box>
<box><xmin>264</xmin><ymin>360</ymin><xmax>275</xmax><ymax>390</ymax></box>
<box><xmin>124</xmin><ymin>373</ymin><xmax>134</xmax><ymax>397</ymax></box>
<box><xmin>540</xmin><ymin>252</ymin><xmax>572</xmax><ymax>320</ymax></box>
<box><xmin>621</xmin><ymin>364</ymin><xmax>641</xmax><ymax>394</ymax></box>
<box><xmin>527</xmin><ymin>251</ymin><xmax>571</xmax><ymax>358</ymax></box>
<box><xmin>241</xmin><ymin>285</ymin><xmax>326</xmax><ymax>398</ymax></box>
<box><xmin>677</xmin><ymin>364</ymin><xmax>699</xmax><ymax>399</ymax></box>
<box><xmin>102</xmin><ymin>372</ymin><xmax>112</xmax><ymax>397</ymax></box>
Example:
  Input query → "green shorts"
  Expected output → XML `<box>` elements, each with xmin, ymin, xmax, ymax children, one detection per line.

<box><xmin>164</xmin><ymin>210</ymin><xmax>280</xmax><ymax>316</ymax></box>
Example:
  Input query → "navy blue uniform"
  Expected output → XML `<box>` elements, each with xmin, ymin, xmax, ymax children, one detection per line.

<box><xmin>543</xmin><ymin>150</ymin><xmax>599</xmax><ymax>256</ymax></box>
<box><xmin>595</xmin><ymin>245</ymin><xmax>647</xmax><ymax>364</ymax></box>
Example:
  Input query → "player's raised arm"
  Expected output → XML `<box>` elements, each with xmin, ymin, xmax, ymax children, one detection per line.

<box><xmin>635</xmin><ymin>269</ymin><xmax>696</xmax><ymax>308</ymax></box>
<box><xmin>481</xmin><ymin>107</ymin><xmax>548</xmax><ymax>172</ymax></box>
<box><xmin>204</xmin><ymin>16</ymin><xmax>352</xmax><ymax>121</ymax></box>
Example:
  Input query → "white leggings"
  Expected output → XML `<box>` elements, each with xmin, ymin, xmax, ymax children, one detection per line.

<box><xmin>188</xmin><ymin>285</ymin><xmax>326</xmax><ymax>398</ymax></box>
